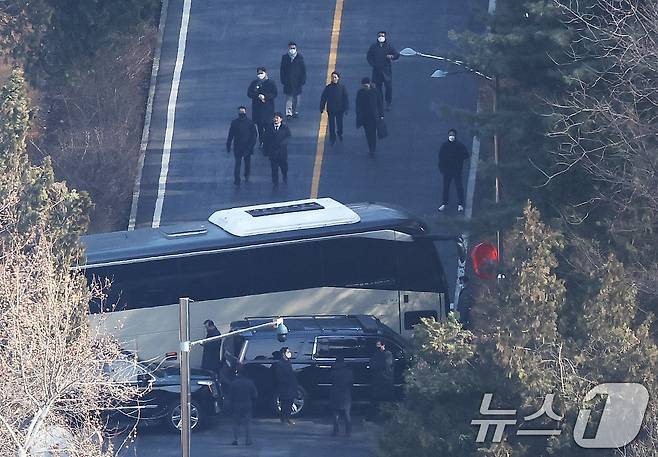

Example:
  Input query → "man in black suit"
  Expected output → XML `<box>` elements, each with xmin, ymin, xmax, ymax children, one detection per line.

<box><xmin>274</xmin><ymin>346</ymin><xmax>298</xmax><ymax>425</ymax></box>
<box><xmin>330</xmin><ymin>355</ymin><xmax>354</xmax><ymax>437</ymax></box>
<box><xmin>355</xmin><ymin>77</ymin><xmax>384</xmax><ymax>156</ymax></box>
<box><xmin>366</xmin><ymin>31</ymin><xmax>399</xmax><ymax>110</ymax></box>
<box><xmin>228</xmin><ymin>365</ymin><xmax>258</xmax><ymax>446</ymax></box>
<box><xmin>226</xmin><ymin>106</ymin><xmax>257</xmax><ymax>185</ymax></box>
<box><xmin>280</xmin><ymin>42</ymin><xmax>307</xmax><ymax>119</ymax></box>
<box><xmin>247</xmin><ymin>67</ymin><xmax>278</xmax><ymax>148</ymax></box>
<box><xmin>262</xmin><ymin>112</ymin><xmax>292</xmax><ymax>189</ymax></box>
<box><xmin>320</xmin><ymin>71</ymin><xmax>349</xmax><ymax>146</ymax></box>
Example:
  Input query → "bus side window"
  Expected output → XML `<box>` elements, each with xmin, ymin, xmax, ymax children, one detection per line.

<box><xmin>249</xmin><ymin>242</ymin><xmax>324</xmax><ymax>295</ymax></box>
<box><xmin>396</xmin><ymin>240</ymin><xmax>445</xmax><ymax>292</ymax></box>
<box><xmin>404</xmin><ymin>310</ymin><xmax>438</xmax><ymax>330</ymax></box>
<box><xmin>322</xmin><ymin>238</ymin><xmax>397</xmax><ymax>289</ymax></box>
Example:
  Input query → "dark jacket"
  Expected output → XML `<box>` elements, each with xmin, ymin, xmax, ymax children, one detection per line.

<box><xmin>201</xmin><ymin>327</ymin><xmax>221</xmax><ymax>373</ymax></box>
<box><xmin>355</xmin><ymin>87</ymin><xmax>383</xmax><ymax>128</ymax></box>
<box><xmin>228</xmin><ymin>373</ymin><xmax>258</xmax><ymax>416</ymax></box>
<box><xmin>320</xmin><ymin>82</ymin><xmax>349</xmax><ymax>114</ymax></box>
<box><xmin>280</xmin><ymin>53</ymin><xmax>307</xmax><ymax>96</ymax></box>
<box><xmin>226</xmin><ymin>116</ymin><xmax>257</xmax><ymax>156</ymax></box>
<box><xmin>330</xmin><ymin>362</ymin><xmax>354</xmax><ymax>410</ymax></box>
<box><xmin>370</xmin><ymin>349</ymin><xmax>394</xmax><ymax>384</ymax></box>
<box><xmin>274</xmin><ymin>358</ymin><xmax>298</xmax><ymax>400</ymax></box>
<box><xmin>247</xmin><ymin>78</ymin><xmax>278</xmax><ymax>124</ymax></box>
<box><xmin>262</xmin><ymin>123</ymin><xmax>291</xmax><ymax>159</ymax></box>
<box><xmin>439</xmin><ymin>139</ymin><xmax>470</xmax><ymax>175</ymax></box>
<box><xmin>367</xmin><ymin>41</ymin><xmax>400</xmax><ymax>83</ymax></box>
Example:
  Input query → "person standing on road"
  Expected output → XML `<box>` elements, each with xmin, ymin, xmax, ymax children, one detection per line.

<box><xmin>274</xmin><ymin>347</ymin><xmax>298</xmax><ymax>425</ymax></box>
<box><xmin>280</xmin><ymin>42</ymin><xmax>306</xmax><ymax>119</ymax></box>
<box><xmin>366</xmin><ymin>31</ymin><xmax>399</xmax><ymax>111</ymax></box>
<box><xmin>438</xmin><ymin>128</ymin><xmax>470</xmax><ymax>213</ymax></box>
<box><xmin>200</xmin><ymin>320</ymin><xmax>221</xmax><ymax>375</ymax></box>
<box><xmin>247</xmin><ymin>67</ymin><xmax>278</xmax><ymax>149</ymax></box>
<box><xmin>330</xmin><ymin>355</ymin><xmax>354</xmax><ymax>437</ymax></box>
<box><xmin>228</xmin><ymin>365</ymin><xmax>258</xmax><ymax>446</ymax></box>
<box><xmin>356</xmin><ymin>77</ymin><xmax>384</xmax><ymax>156</ymax></box>
<box><xmin>262</xmin><ymin>112</ymin><xmax>291</xmax><ymax>189</ymax></box>
<box><xmin>226</xmin><ymin>106</ymin><xmax>257</xmax><ymax>186</ymax></box>
<box><xmin>368</xmin><ymin>340</ymin><xmax>393</xmax><ymax>420</ymax></box>
<box><xmin>320</xmin><ymin>71</ymin><xmax>349</xmax><ymax>146</ymax></box>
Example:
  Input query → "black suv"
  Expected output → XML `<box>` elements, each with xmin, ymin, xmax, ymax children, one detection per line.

<box><xmin>104</xmin><ymin>357</ymin><xmax>221</xmax><ymax>432</ymax></box>
<box><xmin>220</xmin><ymin>314</ymin><xmax>407</xmax><ymax>416</ymax></box>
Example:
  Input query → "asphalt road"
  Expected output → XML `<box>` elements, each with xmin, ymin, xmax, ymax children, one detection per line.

<box><xmin>128</xmin><ymin>0</ymin><xmax>479</xmax><ymax>454</ymax></box>
<box><xmin>116</xmin><ymin>415</ymin><xmax>379</xmax><ymax>457</ymax></box>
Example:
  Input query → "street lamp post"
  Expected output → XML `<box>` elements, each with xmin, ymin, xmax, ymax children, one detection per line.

<box><xmin>178</xmin><ymin>297</ymin><xmax>288</xmax><ymax>457</ymax></box>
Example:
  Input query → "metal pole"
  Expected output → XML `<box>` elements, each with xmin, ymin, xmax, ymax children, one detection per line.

<box><xmin>179</xmin><ymin>297</ymin><xmax>191</xmax><ymax>457</ymax></box>
<box><xmin>493</xmin><ymin>75</ymin><xmax>501</xmax><ymax>261</ymax></box>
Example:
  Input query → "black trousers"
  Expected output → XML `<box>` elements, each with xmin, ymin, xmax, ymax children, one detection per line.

<box><xmin>232</xmin><ymin>412</ymin><xmax>252</xmax><ymax>443</ymax></box>
<box><xmin>442</xmin><ymin>172</ymin><xmax>465</xmax><ymax>205</ymax></box>
<box><xmin>270</xmin><ymin>156</ymin><xmax>288</xmax><ymax>184</ymax></box>
<box><xmin>233</xmin><ymin>152</ymin><xmax>251</xmax><ymax>182</ymax></box>
<box><xmin>280</xmin><ymin>398</ymin><xmax>293</xmax><ymax>422</ymax></box>
<box><xmin>333</xmin><ymin>406</ymin><xmax>352</xmax><ymax>436</ymax></box>
<box><xmin>328</xmin><ymin>112</ymin><xmax>344</xmax><ymax>141</ymax></box>
<box><xmin>256</xmin><ymin>122</ymin><xmax>267</xmax><ymax>146</ymax></box>
<box><xmin>363</xmin><ymin>122</ymin><xmax>377</xmax><ymax>153</ymax></box>
<box><xmin>374</xmin><ymin>79</ymin><xmax>393</xmax><ymax>105</ymax></box>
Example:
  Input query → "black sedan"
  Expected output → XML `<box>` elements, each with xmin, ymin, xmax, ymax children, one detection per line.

<box><xmin>104</xmin><ymin>358</ymin><xmax>221</xmax><ymax>432</ymax></box>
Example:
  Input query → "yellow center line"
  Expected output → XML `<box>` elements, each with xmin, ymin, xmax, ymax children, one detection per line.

<box><xmin>310</xmin><ymin>0</ymin><xmax>344</xmax><ymax>199</ymax></box>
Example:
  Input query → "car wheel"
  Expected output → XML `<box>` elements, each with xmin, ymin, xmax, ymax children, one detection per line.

<box><xmin>274</xmin><ymin>386</ymin><xmax>307</xmax><ymax>417</ymax></box>
<box><xmin>167</xmin><ymin>400</ymin><xmax>205</xmax><ymax>433</ymax></box>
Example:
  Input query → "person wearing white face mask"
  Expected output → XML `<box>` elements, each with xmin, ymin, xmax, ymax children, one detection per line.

<box><xmin>438</xmin><ymin>128</ymin><xmax>470</xmax><ymax>213</ymax></box>
<box><xmin>280</xmin><ymin>42</ymin><xmax>307</xmax><ymax>119</ymax></box>
<box><xmin>247</xmin><ymin>66</ymin><xmax>278</xmax><ymax>150</ymax></box>
<box><xmin>366</xmin><ymin>31</ymin><xmax>399</xmax><ymax>111</ymax></box>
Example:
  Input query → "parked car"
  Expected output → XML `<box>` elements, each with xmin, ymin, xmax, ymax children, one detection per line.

<box><xmin>104</xmin><ymin>357</ymin><xmax>221</xmax><ymax>432</ymax></box>
<box><xmin>220</xmin><ymin>314</ymin><xmax>408</xmax><ymax>416</ymax></box>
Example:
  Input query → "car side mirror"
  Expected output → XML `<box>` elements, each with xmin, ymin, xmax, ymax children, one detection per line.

<box><xmin>137</xmin><ymin>374</ymin><xmax>150</xmax><ymax>388</ymax></box>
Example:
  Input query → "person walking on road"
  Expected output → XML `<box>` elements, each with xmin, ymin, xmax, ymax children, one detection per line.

<box><xmin>247</xmin><ymin>67</ymin><xmax>278</xmax><ymax>149</ymax></box>
<box><xmin>368</xmin><ymin>339</ymin><xmax>393</xmax><ymax>420</ymax></box>
<box><xmin>366</xmin><ymin>31</ymin><xmax>399</xmax><ymax>111</ymax></box>
<box><xmin>228</xmin><ymin>365</ymin><xmax>258</xmax><ymax>446</ymax></box>
<box><xmin>274</xmin><ymin>347</ymin><xmax>298</xmax><ymax>425</ymax></box>
<box><xmin>226</xmin><ymin>106</ymin><xmax>257</xmax><ymax>186</ymax></box>
<box><xmin>356</xmin><ymin>77</ymin><xmax>384</xmax><ymax>156</ymax></box>
<box><xmin>438</xmin><ymin>128</ymin><xmax>470</xmax><ymax>213</ymax></box>
<box><xmin>200</xmin><ymin>320</ymin><xmax>221</xmax><ymax>375</ymax></box>
<box><xmin>280</xmin><ymin>42</ymin><xmax>306</xmax><ymax>119</ymax></box>
<box><xmin>320</xmin><ymin>71</ymin><xmax>349</xmax><ymax>146</ymax></box>
<box><xmin>330</xmin><ymin>355</ymin><xmax>354</xmax><ymax>437</ymax></box>
<box><xmin>262</xmin><ymin>112</ymin><xmax>291</xmax><ymax>189</ymax></box>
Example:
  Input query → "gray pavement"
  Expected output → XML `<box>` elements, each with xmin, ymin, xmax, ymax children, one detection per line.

<box><xmin>116</xmin><ymin>416</ymin><xmax>379</xmax><ymax>457</ymax></box>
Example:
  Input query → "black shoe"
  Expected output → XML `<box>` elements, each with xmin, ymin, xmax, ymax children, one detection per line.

<box><xmin>330</xmin><ymin>137</ymin><xmax>336</xmax><ymax>146</ymax></box>
<box><xmin>273</xmin><ymin>182</ymin><xmax>279</xmax><ymax>190</ymax></box>
<box><xmin>293</xmin><ymin>112</ymin><xmax>299</xmax><ymax>118</ymax></box>
<box><xmin>259</xmin><ymin>142</ymin><xmax>264</xmax><ymax>149</ymax></box>
<box><xmin>386</xmin><ymin>103</ymin><xmax>391</xmax><ymax>111</ymax></box>
<box><xmin>338</xmin><ymin>133</ymin><xmax>343</xmax><ymax>142</ymax></box>
<box><xmin>232</xmin><ymin>440</ymin><xmax>238</xmax><ymax>446</ymax></box>
<box><xmin>244</xmin><ymin>175</ymin><xmax>249</xmax><ymax>182</ymax></box>
<box><xmin>233</xmin><ymin>179</ymin><xmax>240</xmax><ymax>186</ymax></box>
<box><xmin>286</xmin><ymin>114</ymin><xmax>293</xmax><ymax>120</ymax></box>
<box><xmin>283</xmin><ymin>176</ymin><xmax>288</xmax><ymax>184</ymax></box>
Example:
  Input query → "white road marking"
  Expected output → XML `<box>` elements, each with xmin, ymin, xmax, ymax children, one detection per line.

<box><xmin>128</xmin><ymin>0</ymin><xmax>171</xmax><ymax>230</ymax></box>
<box><xmin>152</xmin><ymin>0</ymin><xmax>193</xmax><ymax>228</ymax></box>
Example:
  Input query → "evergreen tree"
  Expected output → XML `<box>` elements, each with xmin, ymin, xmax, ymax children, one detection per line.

<box><xmin>0</xmin><ymin>68</ymin><xmax>91</xmax><ymax>261</ymax></box>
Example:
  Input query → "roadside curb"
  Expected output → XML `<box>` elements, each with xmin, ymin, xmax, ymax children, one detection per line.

<box><xmin>128</xmin><ymin>0</ymin><xmax>170</xmax><ymax>230</ymax></box>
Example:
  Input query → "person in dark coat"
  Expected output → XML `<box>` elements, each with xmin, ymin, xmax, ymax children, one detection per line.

<box><xmin>262</xmin><ymin>112</ymin><xmax>292</xmax><ymax>189</ymax></box>
<box><xmin>355</xmin><ymin>77</ymin><xmax>384</xmax><ymax>156</ymax></box>
<box><xmin>228</xmin><ymin>365</ymin><xmax>258</xmax><ymax>446</ymax></box>
<box><xmin>226</xmin><ymin>106</ymin><xmax>258</xmax><ymax>185</ymax></box>
<box><xmin>320</xmin><ymin>71</ymin><xmax>349</xmax><ymax>146</ymax></box>
<box><xmin>280</xmin><ymin>42</ymin><xmax>306</xmax><ymax>119</ymax></box>
<box><xmin>330</xmin><ymin>355</ymin><xmax>354</xmax><ymax>437</ymax></box>
<box><xmin>366</xmin><ymin>31</ymin><xmax>399</xmax><ymax>110</ymax></box>
<box><xmin>438</xmin><ymin>128</ymin><xmax>470</xmax><ymax>213</ymax></box>
<box><xmin>200</xmin><ymin>320</ymin><xmax>221</xmax><ymax>374</ymax></box>
<box><xmin>247</xmin><ymin>67</ymin><xmax>278</xmax><ymax>148</ymax></box>
<box><xmin>369</xmin><ymin>340</ymin><xmax>393</xmax><ymax>420</ymax></box>
<box><xmin>274</xmin><ymin>347</ymin><xmax>298</xmax><ymax>425</ymax></box>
